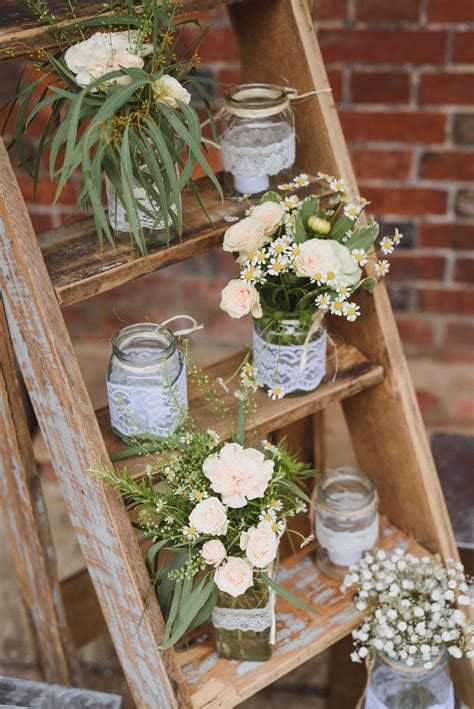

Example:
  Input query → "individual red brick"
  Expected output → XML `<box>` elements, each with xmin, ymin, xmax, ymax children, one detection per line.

<box><xmin>16</xmin><ymin>173</ymin><xmax>79</xmax><ymax>207</ymax></box>
<box><xmin>185</xmin><ymin>27</ymin><xmax>239</xmax><ymax>62</ymax></box>
<box><xmin>454</xmin><ymin>224</ymin><xmax>474</xmax><ymax>249</ymax></box>
<box><xmin>428</xmin><ymin>0</ymin><xmax>474</xmax><ymax>23</ymax></box>
<box><xmin>351</xmin><ymin>72</ymin><xmax>411</xmax><ymax>104</ymax></box>
<box><xmin>351</xmin><ymin>149</ymin><xmax>412</xmax><ymax>180</ymax></box>
<box><xmin>445</xmin><ymin>321</ymin><xmax>474</xmax><ymax>347</ymax></box>
<box><xmin>454</xmin><ymin>257</ymin><xmax>474</xmax><ymax>283</ymax></box>
<box><xmin>420</xmin><ymin>73</ymin><xmax>474</xmax><ymax>106</ymax></box>
<box><xmin>361</xmin><ymin>186</ymin><xmax>448</xmax><ymax>215</ymax></box>
<box><xmin>327</xmin><ymin>69</ymin><xmax>344</xmax><ymax>103</ymax></box>
<box><xmin>419</xmin><ymin>151</ymin><xmax>474</xmax><ymax>182</ymax></box>
<box><xmin>313</xmin><ymin>0</ymin><xmax>347</xmax><ymax>21</ymax></box>
<box><xmin>318</xmin><ymin>29</ymin><xmax>446</xmax><ymax>65</ymax></box>
<box><xmin>340</xmin><ymin>111</ymin><xmax>446</xmax><ymax>143</ymax></box>
<box><xmin>28</xmin><ymin>212</ymin><xmax>56</xmax><ymax>234</ymax></box>
<box><xmin>388</xmin><ymin>254</ymin><xmax>446</xmax><ymax>281</ymax></box>
<box><xmin>396</xmin><ymin>317</ymin><xmax>435</xmax><ymax>345</ymax></box>
<box><xmin>419</xmin><ymin>288</ymin><xmax>474</xmax><ymax>314</ymax></box>
<box><xmin>355</xmin><ymin>0</ymin><xmax>420</xmax><ymax>22</ymax></box>
<box><xmin>452</xmin><ymin>32</ymin><xmax>474</xmax><ymax>63</ymax></box>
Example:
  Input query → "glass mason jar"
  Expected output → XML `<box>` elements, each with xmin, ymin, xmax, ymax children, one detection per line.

<box><xmin>105</xmin><ymin>173</ymin><xmax>179</xmax><ymax>246</ymax></box>
<box><xmin>220</xmin><ymin>83</ymin><xmax>296</xmax><ymax>196</ymax></box>
<box><xmin>106</xmin><ymin>323</ymin><xmax>187</xmax><ymax>443</ymax></box>
<box><xmin>365</xmin><ymin>651</ymin><xmax>454</xmax><ymax>709</ymax></box>
<box><xmin>316</xmin><ymin>467</ymin><xmax>379</xmax><ymax>579</ymax></box>
<box><xmin>252</xmin><ymin>317</ymin><xmax>327</xmax><ymax>396</ymax></box>
<box><xmin>212</xmin><ymin>575</ymin><xmax>274</xmax><ymax>662</ymax></box>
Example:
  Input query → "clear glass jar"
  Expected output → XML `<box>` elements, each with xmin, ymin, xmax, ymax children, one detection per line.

<box><xmin>220</xmin><ymin>83</ymin><xmax>296</xmax><ymax>196</ymax></box>
<box><xmin>106</xmin><ymin>323</ymin><xmax>187</xmax><ymax>443</ymax></box>
<box><xmin>316</xmin><ymin>467</ymin><xmax>379</xmax><ymax>579</ymax></box>
<box><xmin>212</xmin><ymin>575</ymin><xmax>273</xmax><ymax>662</ymax></box>
<box><xmin>252</xmin><ymin>317</ymin><xmax>327</xmax><ymax>396</ymax></box>
<box><xmin>365</xmin><ymin>651</ymin><xmax>454</xmax><ymax>709</ymax></box>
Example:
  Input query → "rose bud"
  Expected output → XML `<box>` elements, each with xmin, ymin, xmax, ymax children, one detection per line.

<box><xmin>308</xmin><ymin>216</ymin><xmax>331</xmax><ymax>235</ymax></box>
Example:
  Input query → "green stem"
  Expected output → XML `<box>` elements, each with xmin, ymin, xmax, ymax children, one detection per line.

<box><xmin>236</xmin><ymin>400</ymin><xmax>246</xmax><ymax>446</ymax></box>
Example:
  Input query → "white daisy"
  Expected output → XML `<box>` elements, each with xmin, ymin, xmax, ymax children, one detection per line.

<box><xmin>271</xmin><ymin>519</ymin><xmax>286</xmax><ymax>535</ymax></box>
<box><xmin>330</xmin><ymin>297</ymin><xmax>346</xmax><ymax>316</ymax></box>
<box><xmin>268</xmin><ymin>386</ymin><xmax>285</xmax><ymax>400</ymax></box>
<box><xmin>343</xmin><ymin>301</ymin><xmax>361</xmax><ymax>322</ymax></box>
<box><xmin>189</xmin><ymin>489</ymin><xmax>209</xmax><ymax>502</ymax></box>
<box><xmin>179</xmin><ymin>432</ymin><xmax>193</xmax><ymax>445</ymax></box>
<box><xmin>336</xmin><ymin>284</ymin><xmax>351</xmax><ymax>300</ymax></box>
<box><xmin>292</xmin><ymin>173</ymin><xmax>310</xmax><ymax>187</ymax></box>
<box><xmin>278</xmin><ymin>182</ymin><xmax>293</xmax><ymax>191</ymax></box>
<box><xmin>380</xmin><ymin>237</ymin><xmax>394</xmax><ymax>255</ymax></box>
<box><xmin>329</xmin><ymin>176</ymin><xmax>347</xmax><ymax>193</ymax></box>
<box><xmin>251</xmin><ymin>249</ymin><xmax>268</xmax><ymax>265</ymax></box>
<box><xmin>315</xmin><ymin>293</ymin><xmax>331</xmax><ymax>310</ymax></box>
<box><xmin>284</xmin><ymin>195</ymin><xmax>300</xmax><ymax>210</ymax></box>
<box><xmin>325</xmin><ymin>269</ymin><xmax>340</xmax><ymax>287</ymax></box>
<box><xmin>393</xmin><ymin>227</ymin><xmax>403</xmax><ymax>245</ymax></box>
<box><xmin>182</xmin><ymin>525</ymin><xmax>199</xmax><ymax>541</ymax></box>
<box><xmin>375</xmin><ymin>259</ymin><xmax>390</xmax><ymax>276</ymax></box>
<box><xmin>268</xmin><ymin>499</ymin><xmax>283</xmax><ymax>512</ymax></box>
<box><xmin>259</xmin><ymin>509</ymin><xmax>277</xmax><ymax>523</ymax></box>
<box><xmin>267</xmin><ymin>256</ymin><xmax>289</xmax><ymax>275</ymax></box>
<box><xmin>269</xmin><ymin>237</ymin><xmax>291</xmax><ymax>256</ymax></box>
<box><xmin>352</xmin><ymin>248</ymin><xmax>368</xmax><ymax>267</ymax></box>
<box><xmin>343</xmin><ymin>202</ymin><xmax>362</xmax><ymax>221</ymax></box>
<box><xmin>240</xmin><ymin>263</ymin><xmax>263</xmax><ymax>284</ymax></box>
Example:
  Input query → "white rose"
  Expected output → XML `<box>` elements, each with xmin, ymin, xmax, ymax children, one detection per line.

<box><xmin>220</xmin><ymin>279</ymin><xmax>262</xmax><ymax>319</ymax></box>
<box><xmin>331</xmin><ymin>240</ymin><xmax>362</xmax><ymax>286</ymax></box>
<box><xmin>214</xmin><ymin>556</ymin><xmax>254</xmax><ymax>597</ymax></box>
<box><xmin>223</xmin><ymin>216</ymin><xmax>266</xmax><ymax>254</ymax></box>
<box><xmin>203</xmin><ymin>442</ymin><xmax>274</xmax><ymax>508</ymax></box>
<box><xmin>65</xmin><ymin>32</ymin><xmax>145</xmax><ymax>88</ymax></box>
<box><xmin>200</xmin><ymin>539</ymin><xmax>227</xmax><ymax>566</ymax></box>
<box><xmin>240</xmin><ymin>521</ymin><xmax>279</xmax><ymax>569</ymax></box>
<box><xmin>250</xmin><ymin>201</ymin><xmax>285</xmax><ymax>237</ymax></box>
<box><xmin>293</xmin><ymin>238</ymin><xmax>341</xmax><ymax>279</ymax></box>
<box><xmin>153</xmin><ymin>75</ymin><xmax>191</xmax><ymax>108</ymax></box>
<box><xmin>189</xmin><ymin>497</ymin><xmax>228</xmax><ymax>536</ymax></box>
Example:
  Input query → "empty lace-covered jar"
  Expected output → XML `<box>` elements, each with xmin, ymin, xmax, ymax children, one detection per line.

<box><xmin>106</xmin><ymin>323</ymin><xmax>187</xmax><ymax>443</ymax></box>
<box><xmin>220</xmin><ymin>83</ymin><xmax>295</xmax><ymax>196</ymax></box>
<box><xmin>316</xmin><ymin>467</ymin><xmax>379</xmax><ymax>579</ymax></box>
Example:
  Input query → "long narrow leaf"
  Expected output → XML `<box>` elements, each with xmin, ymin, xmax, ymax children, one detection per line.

<box><xmin>260</xmin><ymin>571</ymin><xmax>320</xmax><ymax>616</ymax></box>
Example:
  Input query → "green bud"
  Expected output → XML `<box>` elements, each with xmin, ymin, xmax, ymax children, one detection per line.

<box><xmin>308</xmin><ymin>216</ymin><xmax>331</xmax><ymax>235</ymax></box>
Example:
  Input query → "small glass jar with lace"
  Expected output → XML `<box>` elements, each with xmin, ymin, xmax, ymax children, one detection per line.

<box><xmin>220</xmin><ymin>83</ymin><xmax>296</xmax><ymax>196</ymax></box>
<box><xmin>315</xmin><ymin>467</ymin><xmax>379</xmax><ymax>579</ymax></box>
<box><xmin>106</xmin><ymin>322</ymin><xmax>187</xmax><ymax>444</ymax></box>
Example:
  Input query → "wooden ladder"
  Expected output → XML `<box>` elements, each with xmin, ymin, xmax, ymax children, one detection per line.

<box><xmin>0</xmin><ymin>1</ymin><xmax>468</xmax><ymax>707</ymax></box>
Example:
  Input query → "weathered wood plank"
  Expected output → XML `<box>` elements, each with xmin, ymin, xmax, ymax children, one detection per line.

<box><xmin>0</xmin><ymin>0</ymin><xmax>245</xmax><ymax>57</ymax></box>
<box><xmin>97</xmin><ymin>344</ymin><xmax>384</xmax><ymax>482</ymax></box>
<box><xmin>0</xmin><ymin>299</ymin><xmax>80</xmax><ymax>685</ymax></box>
<box><xmin>0</xmin><ymin>137</ymin><xmax>191</xmax><ymax>709</ymax></box>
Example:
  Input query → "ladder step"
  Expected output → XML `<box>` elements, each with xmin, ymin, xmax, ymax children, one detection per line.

<box><xmin>39</xmin><ymin>174</ymin><xmax>317</xmax><ymax>308</ymax></box>
<box><xmin>96</xmin><ymin>345</ymin><xmax>384</xmax><ymax>480</ymax></box>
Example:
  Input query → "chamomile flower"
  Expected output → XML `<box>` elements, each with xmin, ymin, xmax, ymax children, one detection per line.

<box><xmin>315</xmin><ymin>293</ymin><xmax>331</xmax><ymax>310</ymax></box>
<box><xmin>189</xmin><ymin>489</ymin><xmax>209</xmax><ymax>502</ymax></box>
<box><xmin>393</xmin><ymin>228</ymin><xmax>403</xmax><ymax>245</ymax></box>
<box><xmin>240</xmin><ymin>263</ymin><xmax>263</xmax><ymax>285</ymax></box>
<box><xmin>325</xmin><ymin>270</ymin><xmax>340</xmax><ymax>287</ymax></box>
<box><xmin>375</xmin><ymin>259</ymin><xmax>390</xmax><ymax>276</ymax></box>
<box><xmin>271</xmin><ymin>519</ymin><xmax>286</xmax><ymax>535</ymax></box>
<box><xmin>295</xmin><ymin>500</ymin><xmax>308</xmax><ymax>513</ymax></box>
<box><xmin>268</xmin><ymin>256</ymin><xmax>290</xmax><ymax>275</ymax></box>
<box><xmin>179</xmin><ymin>432</ymin><xmax>193</xmax><ymax>445</ymax></box>
<box><xmin>261</xmin><ymin>439</ymin><xmax>279</xmax><ymax>457</ymax></box>
<box><xmin>155</xmin><ymin>499</ymin><xmax>165</xmax><ymax>514</ymax></box>
<box><xmin>317</xmin><ymin>171</ymin><xmax>330</xmax><ymax>181</ymax></box>
<box><xmin>216</xmin><ymin>376</ymin><xmax>229</xmax><ymax>393</ymax></box>
<box><xmin>330</xmin><ymin>297</ymin><xmax>346</xmax><ymax>316</ymax></box>
<box><xmin>269</xmin><ymin>237</ymin><xmax>291</xmax><ymax>256</ymax></box>
<box><xmin>251</xmin><ymin>248</ymin><xmax>268</xmax><ymax>265</ymax></box>
<box><xmin>259</xmin><ymin>509</ymin><xmax>277</xmax><ymax>523</ymax></box>
<box><xmin>268</xmin><ymin>386</ymin><xmax>285</xmax><ymax>400</ymax></box>
<box><xmin>380</xmin><ymin>236</ymin><xmax>394</xmax><ymax>255</ymax></box>
<box><xmin>352</xmin><ymin>248</ymin><xmax>368</xmax><ymax>267</ymax></box>
<box><xmin>329</xmin><ymin>176</ymin><xmax>347</xmax><ymax>193</ymax></box>
<box><xmin>278</xmin><ymin>182</ymin><xmax>294</xmax><ymax>191</ymax></box>
<box><xmin>336</xmin><ymin>284</ymin><xmax>351</xmax><ymax>300</ymax></box>
<box><xmin>269</xmin><ymin>499</ymin><xmax>283</xmax><ymax>511</ymax></box>
<box><xmin>287</xmin><ymin>242</ymin><xmax>302</xmax><ymax>259</ymax></box>
<box><xmin>234</xmin><ymin>389</ymin><xmax>246</xmax><ymax>401</ymax></box>
<box><xmin>300</xmin><ymin>534</ymin><xmax>315</xmax><ymax>548</ymax></box>
<box><xmin>343</xmin><ymin>202</ymin><xmax>362</xmax><ymax>220</ymax></box>
<box><xmin>284</xmin><ymin>195</ymin><xmax>300</xmax><ymax>210</ymax></box>
<box><xmin>293</xmin><ymin>173</ymin><xmax>310</xmax><ymax>187</ymax></box>
<box><xmin>182</xmin><ymin>525</ymin><xmax>199</xmax><ymax>541</ymax></box>
<box><xmin>343</xmin><ymin>301</ymin><xmax>361</xmax><ymax>322</ymax></box>
<box><xmin>207</xmin><ymin>429</ymin><xmax>220</xmax><ymax>448</ymax></box>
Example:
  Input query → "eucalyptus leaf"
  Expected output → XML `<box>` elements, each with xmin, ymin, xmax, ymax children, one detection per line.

<box><xmin>260</xmin><ymin>572</ymin><xmax>319</xmax><ymax>616</ymax></box>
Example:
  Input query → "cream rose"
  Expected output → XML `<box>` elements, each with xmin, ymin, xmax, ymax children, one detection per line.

<box><xmin>220</xmin><ymin>279</ymin><xmax>262</xmax><ymax>319</ymax></box>
<box><xmin>293</xmin><ymin>238</ymin><xmax>341</xmax><ymax>279</ymax></box>
<box><xmin>223</xmin><ymin>216</ymin><xmax>266</xmax><ymax>254</ymax></box>
<box><xmin>189</xmin><ymin>497</ymin><xmax>228</xmax><ymax>536</ymax></box>
<box><xmin>65</xmin><ymin>32</ymin><xmax>146</xmax><ymax>88</ymax></box>
<box><xmin>331</xmin><ymin>240</ymin><xmax>362</xmax><ymax>286</ymax></box>
<box><xmin>214</xmin><ymin>556</ymin><xmax>254</xmax><ymax>597</ymax></box>
<box><xmin>153</xmin><ymin>75</ymin><xmax>191</xmax><ymax>108</ymax></box>
<box><xmin>200</xmin><ymin>539</ymin><xmax>227</xmax><ymax>566</ymax></box>
<box><xmin>251</xmin><ymin>201</ymin><xmax>285</xmax><ymax>237</ymax></box>
<box><xmin>203</xmin><ymin>442</ymin><xmax>274</xmax><ymax>508</ymax></box>
<box><xmin>240</xmin><ymin>521</ymin><xmax>279</xmax><ymax>569</ymax></box>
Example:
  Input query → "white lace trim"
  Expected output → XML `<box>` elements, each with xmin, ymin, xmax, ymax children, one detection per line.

<box><xmin>365</xmin><ymin>679</ymin><xmax>454</xmax><ymax>709</ymax></box>
<box><xmin>253</xmin><ymin>327</ymin><xmax>327</xmax><ymax>394</ymax></box>
<box><xmin>107</xmin><ymin>354</ymin><xmax>187</xmax><ymax>438</ymax></box>
<box><xmin>212</xmin><ymin>598</ymin><xmax>274</xmax><ymax>635</ymax></box>
<box><xmin>316</xmin><ymin>514</ymin><xmax>379</xmax><ymax>567</ymax></box>
<box><xmin>105</xmin><ymin>176</ymin><xmax>177</xmax><ymax>232</ymax></box>
<box><xmin>221</xmin><ymin>122</ymin><xmax>295</xmax><ymax>178</ymax></box>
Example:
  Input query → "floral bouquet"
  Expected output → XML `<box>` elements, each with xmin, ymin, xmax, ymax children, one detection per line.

<box><xmin>219</xmin><ymin>173</ymin><xmax>401</xmax><ymax>397</ymax></box>
<box><xmin>6</xmin><ymin>0</ymin><xmax>220</xmax><ymax>252</ymax></box>
<box><xmin>96</xmin><ymin>366</ymin><xmax>317</xmax><ymax>662</ymax></box>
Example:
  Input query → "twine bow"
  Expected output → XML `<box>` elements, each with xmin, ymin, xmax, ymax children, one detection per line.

<box><xmin>161</xmin><ymin>315</ymin><xmax>204</xmax><ymax>337</ymax></box>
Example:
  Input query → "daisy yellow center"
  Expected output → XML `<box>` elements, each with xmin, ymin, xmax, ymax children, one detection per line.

<box><xmin>334</xmin><ymin>302</ymin><xmax>344</xmax><ymax>311</ymax></box>
<box><xmin>327</xmin><ymin>271</ymin><xmax>336</xmax><ymax>280</ymax></box>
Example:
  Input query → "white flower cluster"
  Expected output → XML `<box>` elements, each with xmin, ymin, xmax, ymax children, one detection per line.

<box><xmin>342</xmin><ymin>547</ymin><xmax>473</xmax><ymax>668</ymax></box>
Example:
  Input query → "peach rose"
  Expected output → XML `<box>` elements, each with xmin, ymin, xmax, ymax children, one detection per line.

<box><xmin>240</xmin><ymin>521</ymin><xmax>279</xmax><ymax>569</ymax></box>
<box><xmin>200</xmin><ymin>539</ymin><xmax>227</xmax><ymax>566</ymax></box>
<box><xmin>203</xmin><ymin>442</ymin><xmax>274</xmax><ymax>508</ymax></box>
<box><xmin>189</xmin><ymin>497</ymin><xmax>228</xmax><ymax>536</ymax></box>
<box><xmin>220</xmin><ymin>279</ymin><xmax>262</xmax><ymax>319</ymax></box>
<box><xmin>293</xmin><ymin>238</ymin><xmax>341</xmax><ymax>279</ymax></box>
<box><xmin>223</xmin><ymin>216</ymin><xmax>266</xmax><ymax>254</ymax></box>
<box><xmin>214</xmin><ymin>556</ymin><xmax>254</xmax><ymax>597</ymax></box>
<box><xmin>251</xmin><ymin>201</ymin><xmax>285</xmax><ymax>237</ymax></box>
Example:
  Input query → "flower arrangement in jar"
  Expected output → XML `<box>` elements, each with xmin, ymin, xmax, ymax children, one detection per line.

<box><xmin>95</xmin><ymin>361</ymin><xmax>317</xmax><ymax>661</ymax></box>
<box><xmin>5</xmin><ymin>1</ymin><xmax>220</xmax><ymax>253</ymax></box>
<box><xmin>219</xmin><ymin>173</ymin><xmax>402</xmax><ymax>397</ymax></box>
<box><xmin>342</xmin><ymin>547</ymin><xmax>473</xmax><ymax>709</ymax></box>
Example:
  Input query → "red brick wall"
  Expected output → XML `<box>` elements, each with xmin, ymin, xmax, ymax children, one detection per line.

<box><xmin>2</xmin><ymin>1</ymin><xmax>473</xmax><ymax>363</ymax></box>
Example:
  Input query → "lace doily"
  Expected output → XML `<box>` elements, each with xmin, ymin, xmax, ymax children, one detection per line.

<box><xmin>106</xmin><ymin>176</ymin><xmax>177</xmax><ymax>232</ymax></box>
<box><xmin>107</xmin><ymin>355</ymin><xmax>187</xmax><ymax>438</ymax></box>
<box><xmin>365</xmin><ymin>676</ymin><xmax>454</xmax><ymax>709</ymax></box>
<box><xmin>316</xmin><ymin>515</ymin><xmax>379</xmax><ymax>567</ymax></box>
<box><xmin>253</xmin><ymin>327</ymin><xmax>327</xmax><ymax>394</ymax></box>
<box><xmin>221</xmin><ymin>122</ymin><xmax>295</xmax><ymax>178</ymax></box>
<box><xmin>212</xmin><ymin>598</ymin><xmax>274</xmax><ymax>634</ymax></box>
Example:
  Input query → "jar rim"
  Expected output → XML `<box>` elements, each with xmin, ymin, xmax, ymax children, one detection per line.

<box><xmin>377</xmin><ymin>648</ymin><xmax>448</xmax><ymax>675</ymax></box>
<box><xmin>225</xmin><ymin>83</ymin><xmax>289</xmax><ymax>110</ymax></box>
<box><xmin>317</xmin><ymin>467</ymin><xmax>376</xmax><ymax>511</ymax></box>
<box><xmin>112</xmin><ymin>323</ymin><xmax>176</xmax><ymax>366</ymax></box>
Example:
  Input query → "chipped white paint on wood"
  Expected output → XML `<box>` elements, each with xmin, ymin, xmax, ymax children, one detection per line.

<box><xmin>0</xmin><ymin>138</ymin><xmax>191</xmax><ymax>709</ymax></box>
